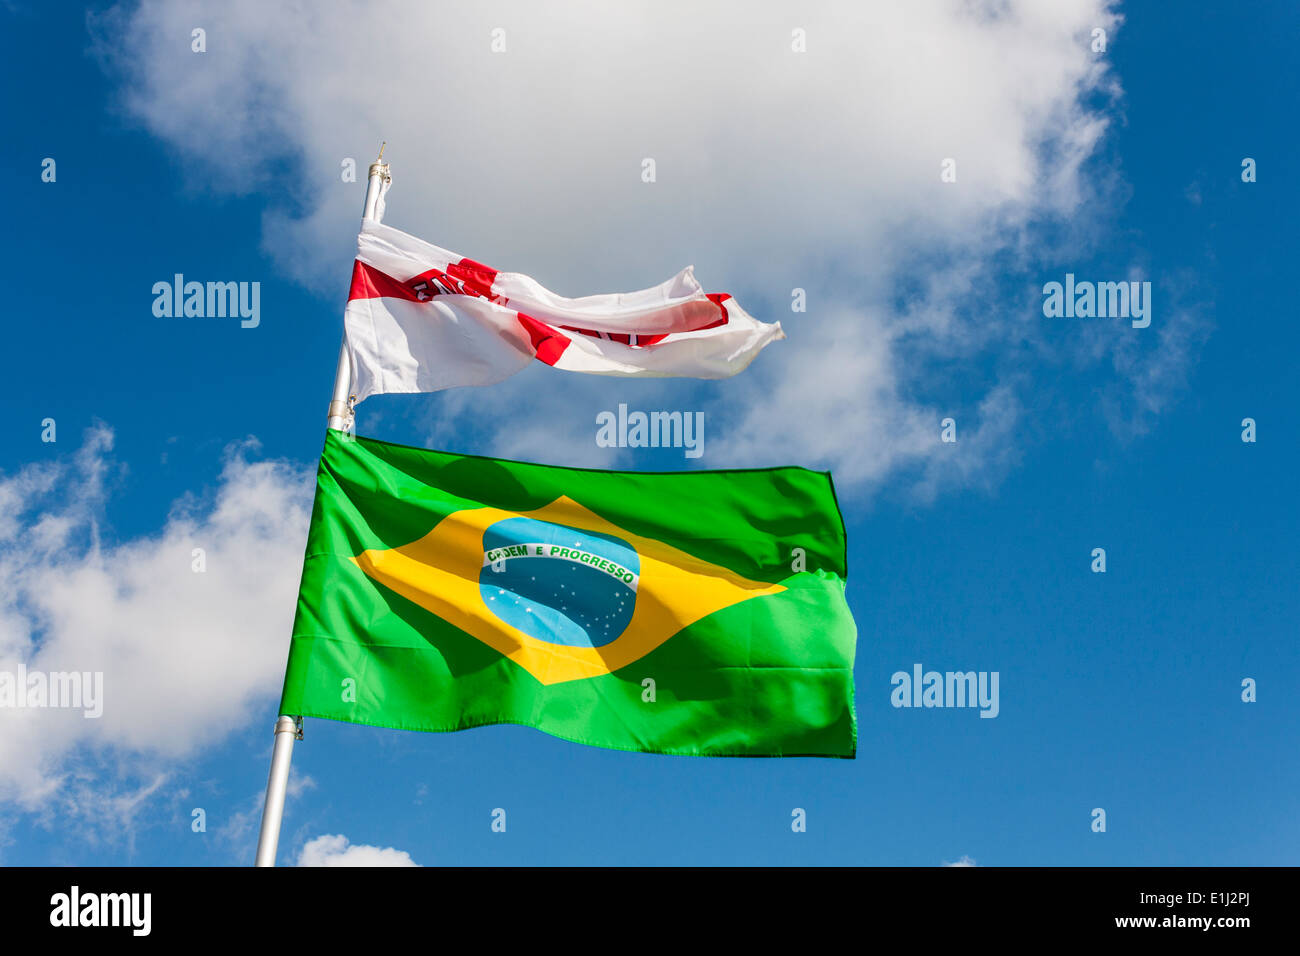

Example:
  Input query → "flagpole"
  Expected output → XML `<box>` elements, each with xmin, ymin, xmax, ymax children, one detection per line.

<box><xmin>253</xmin><ymin>147</ymin><xmax>392</xmax><ymax>867</ymax></box>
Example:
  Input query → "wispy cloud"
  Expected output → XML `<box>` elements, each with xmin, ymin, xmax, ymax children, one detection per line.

<box><xmin>218</xmin><ymin>771</ymin><xmax>317</xmax><ymax>863</ymax></box>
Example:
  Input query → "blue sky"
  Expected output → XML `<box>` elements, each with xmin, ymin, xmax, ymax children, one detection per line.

<box><xmin>0</xmin><ymin>0</ymin><xmax>1296</xmax><ymax>866</ymax></box>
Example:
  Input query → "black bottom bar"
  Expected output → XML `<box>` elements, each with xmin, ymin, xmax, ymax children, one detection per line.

<box><xmin>0</xmin><ymin>866</ymin><xmax>1281</xmax><ymax>942</ymax></box>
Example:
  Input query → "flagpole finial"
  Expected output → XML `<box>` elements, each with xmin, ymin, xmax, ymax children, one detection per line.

<box><xmin>368</xmin><ymin>141</ymin><xmax>391</xmax><ymax>184</ymax></box>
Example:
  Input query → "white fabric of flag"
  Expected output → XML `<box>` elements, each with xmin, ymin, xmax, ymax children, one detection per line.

<box><xmin>342</xmin><ymin>220</ymin><xmax>784</xmax><ymax>403</ymax></box>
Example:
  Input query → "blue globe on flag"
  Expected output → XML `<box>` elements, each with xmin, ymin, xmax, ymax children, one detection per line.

<box><xmin>479</xmin><ymin>516</ymin><xmax>640</xmax><ymax>648</ymax></box>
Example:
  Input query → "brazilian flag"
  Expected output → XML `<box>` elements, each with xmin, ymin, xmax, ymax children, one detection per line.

<box><xmin>279</xmin><ymin>430</ymin><xmax>857</xmax><ymax>757</ymax></box>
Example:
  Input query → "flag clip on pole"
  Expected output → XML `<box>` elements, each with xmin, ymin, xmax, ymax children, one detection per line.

<box><xmin>254</xmin><ymin>146</ymin><xmax>392</xmax><ymax>866</ymax></box>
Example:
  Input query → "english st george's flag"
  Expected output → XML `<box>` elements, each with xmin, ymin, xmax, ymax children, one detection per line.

<box><xmin>279</xmin><ymin>221</ymin><xmax>857</xmax><ymax>757</ymax></box>
<box><xmin>343</xmin><ymin>220</ymin><xmax>786</xmax><ymax>401</ymax></box>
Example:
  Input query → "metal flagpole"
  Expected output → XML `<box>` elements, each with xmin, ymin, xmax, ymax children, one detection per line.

<box><xmin>254</xmin><ymin>147</ymin><xmax>392</xmax><ymax>867</ymax></box>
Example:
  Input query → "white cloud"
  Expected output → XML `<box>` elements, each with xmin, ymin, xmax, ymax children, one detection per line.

<box><xmin>297</xmin><ymin>833</ymin><xmax>420</xmax><ymax>867</ymax></box>
<box><xmin>0</xmin><ymin>425</ymin><xmax>314</xmax><ymax>822</ymax></box>
<box><xmin>85</xmin><ymin>0</ymin><xmax>1192</xmax><ymax>495</ymax></box>
<box><xmin>944</xmin><ymin>855</ymin><xmax>978</xmax><ymax>866</ymax></box>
